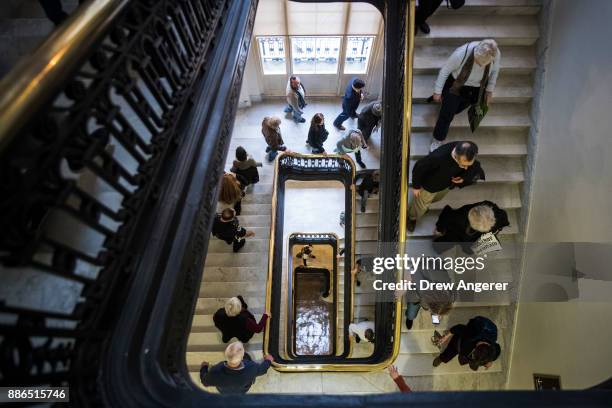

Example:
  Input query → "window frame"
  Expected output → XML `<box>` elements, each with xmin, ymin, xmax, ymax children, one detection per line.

<box><xmin>289</xmin><ymin>35</ymin><xmax>344</xmax><ymax>76</ymax></box>
<box><xmin>255</xmin><ymin>35</ymin><xmax>289</xmax><ymax>76</ymax></box>
<box><xmin>342</xmin><ymin>35</ymin><xmax>376</xmax><ymax>75</ymax></box>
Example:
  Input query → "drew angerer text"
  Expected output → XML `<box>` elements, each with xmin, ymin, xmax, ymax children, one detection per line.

<box><xmin>373</xmin><ymin>279</ymin><xmax>509</xmax><ymax>293</ymax></box>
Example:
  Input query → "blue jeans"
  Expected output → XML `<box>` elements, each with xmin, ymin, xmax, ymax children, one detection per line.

<box><xmin>405</xmin><ymin>302</ymin><xmax>421</xmax><ymax>321</ymax></box>
<box><xmin>333</xmin><ymin>101</ymin><xmax>357</xmax><ymax>127</ymax></box>
<box><xmin>285</xmin><ymin>104</ymin><xmax>303</xmax><ymax>122</ymax></box>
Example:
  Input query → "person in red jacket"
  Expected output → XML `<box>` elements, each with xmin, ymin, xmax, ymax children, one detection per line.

<box><xmin>388</xmin><ymin>365</ymin><xmax>411</xmax><ymax>392</ymax></box>
<box><xmin>213</xmin><ymin>296</ymin><xmax>269</xmax><ymax>343</ymax></box>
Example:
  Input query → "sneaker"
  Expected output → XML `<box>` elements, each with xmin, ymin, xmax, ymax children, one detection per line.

<box><xmin>430</xmin><ymin>139</ymin><xmax>443</xmax><ymax>152</ymax></box>
<box><xmin>407</xmin><ymin>218</ymin><xmax>417</xmax><ymax>233</ymax></box>
<box><xmin>433</xmin><ymin>356</ymin><xmax>442</xmax><ymax>367</ymax></box>
<box><xmin>405</xmin><ymin>318</ymin><xmax>413</xmax><ymax>330</ymax></box>
<box><xmin>357</xmin><ymin>161</ymin><xmax>367</xmax><ymax>169</ymax></box>
<box><xmin>335</xmin><ymin>125</ymin><xmax>346</xmax><ymax>131</ymax></box>
<box><xmin>419</xmin><ymin>22</ymin><xmax>431</xmax><ymax>34</ymax></box>
<box><xmin>356</xmin><ymin>280</ymin><xmax>361</xmax><ymax>287</ymax></box>
<box><xmin>360</xmin><ymin>205</ymin><xmax>366</xmax><ymax>213</ymax></box>
<box><xmin>296</xmin><ymin>117</ymin><xmax>306</xmax><ymax>123</ymax></box>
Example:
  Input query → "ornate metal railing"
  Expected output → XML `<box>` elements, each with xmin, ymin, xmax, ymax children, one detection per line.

<box><xmin>0</xmin><ymin>0</ymin><xmax>258</xmax><ymax>405</ymax></box>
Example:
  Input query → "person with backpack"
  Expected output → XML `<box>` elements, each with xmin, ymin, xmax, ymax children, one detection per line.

<box><xmin>430</xmin><ymin>39</ymin><xmax>501</xmax><ymax>152</ymax></box>
<box><xmin>231</xmin><ymin>146</ymin><xmax>261</xmax><ymax>187</ymax></box>
<box><xmin>432</xmin><ymin>316</ymin><xmax>501</xmax><ymax>371</ymax></box>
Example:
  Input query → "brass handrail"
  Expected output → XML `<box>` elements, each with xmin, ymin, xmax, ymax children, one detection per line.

<box><xmin>379</xmin><ymin>0</ymin><xmax>417</xmax><ymax>371</ymax></box>
<box><xmin>0</xmin><ymin>0</ymin><xmax>129</xmax><ymax>151</ymax></box>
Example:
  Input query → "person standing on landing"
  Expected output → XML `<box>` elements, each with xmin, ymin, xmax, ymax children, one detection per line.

<box><xmin>430</xmin><ymin>39</ymin><xmax>500</xmax><ymax>152</ymax></box>
<box><xmin>333</xmin><ymin>78</ymin><xmax>366</xmax><ymax>130</ymax></box>
<box><xmin>285</xmin><ymin>75</ymin><xmax>307</xmax><ymax>123</ymax></box>
<box><xmin>307</xmin><ymin>113</ymin><xmax>329</xmax><ymax>154</ymax></box>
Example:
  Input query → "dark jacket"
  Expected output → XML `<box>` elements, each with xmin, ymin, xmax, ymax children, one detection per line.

<box><xmin>449</xmin><ymin>317</ymin><xmax>501</xmax><ymax>371</ymax></box>
<box><xmin>307</xmin><ymin>124</ymin><xmax>329</xmax><ymax>151</ymax></box>
<box><xmin>231</xmin><ymin>157</ymin><xmax>260</xmax><ymax>186</ymax></box>
<box><xmin>356</xmin><ymin>172</ymin><xmax>379</xmax><ymax>196</ymax></box>
<box><xmin>212</xmin><ymin>215</ymin><xmax>240</xmax><ymax>242</ymax></box>
<box><xmin>357</xmin><ymin>101</ymin><xmax>381</xmax><ymax>138</ymax></box>
<box><xmin>435</xmin><ymin>201</ymin><xmax>509</xmax><ymax>245</ymax></box>
<box><xmin>411</xmin><ymin>142</ymin><xmax>485</xmax><ymax>193</ymax></box>
<box><xmin>213</xmin><ymin>296</ymin><xmax>268</xmax><ymax>343</ymax></box>
<box><xmin>200</xmin><ymin>358</ymin><xmax>271</xmax><ymax>394</ymax></box>
<box><xmin>342</xmin><ymin>78</ymin><xmax>363</xmax><ymax>116</ymax></box>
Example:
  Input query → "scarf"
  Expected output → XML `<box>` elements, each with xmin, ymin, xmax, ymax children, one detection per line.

<box><xmin>450</xmin><ymin>47</ymin><xmax>491</xmax><ymax>96</ymax></box>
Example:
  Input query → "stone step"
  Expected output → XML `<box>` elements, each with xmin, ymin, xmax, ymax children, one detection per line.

<box><xmin>413</xmin><ymin>73</ymin><xmax>533</xmax><ymax>103</ymax></box>
<box><xmin>399</xmin><ymin>328</ymin><xmax>505</xmax><ymax>354</ymax></box>
<box><xmin>395</xmin><ymin>353</ymin><xmax>502</xmax><ymax>376</ymax></box>
<box><xmin>206</xmin><ymin>252</ymin><xmax>268</xmax><ymax>268</ymax></box>
<box><xmin>199</xmin><ymin>281</ymin><xmax>268</xmax><ymax>298</ymax></box>
<box><xmin>202</xmin><ymin>266</ymin><xmax>267</xmax><ymax>282</ymax></box>
<box><xmin>241</xmin><ymin>193</ymin><xmax>272</xmax><ymax>204</ymax></box>
<box><xmin>404</xmin><ymin>305</ymin><xmax>512</xmax><ymax>332</ymax></box>
<box><xmin>364</xmin><ymin>183</ymin><xmax>522</xmax><ymax>213</ymax></box>
<box><xmin>232</xmin><ymin>214</ymin><xmax>271</xmax><ymax>227</ymax></box>
<box><xmin>435</xmin><ymin>0</ymin><xmax>541</xmax><ymax>15</ymax></box>
<box><xmin>412</xmin><ymin>103</ymin><xmax>531</xmax><ymax>131</ymax></box>
<box><xmin>410</xmin><ymin>129</ymin><xmax>527</xmax><ymax>157</ymax></box>
<box><xmin>414</xmin><ymin>45</ymin><xmax>536</xmax><ymax>74</ymax></box>
<box><xmin>207</xmin><ymin>238</ymin><xmax>270</xmax><ymax>253</ymax></box>
<box><xmin>416</xmin><ymin>15</ymin><xmax>539</xmax><ymax>46</ymax></box>
<box><xmin>240</xmin><ymin>203</ymin><xmax>272</xmax><ymax>215</ymax></box>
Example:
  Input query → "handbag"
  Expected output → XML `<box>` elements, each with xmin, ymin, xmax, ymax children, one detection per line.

<box><xmin>468</xmin><ymin>62</ymin><xmax>491</xmax><ymax>133</ymax></box>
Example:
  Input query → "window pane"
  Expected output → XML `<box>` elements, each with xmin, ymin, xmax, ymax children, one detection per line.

<box><xmin>257</xmin><ymin>36</ymin><xmax>286</xmax><ymax>75</ymax></box>
<box><xmin>291</xmin><ymin>37</ymin><xmax>341</xmax><ymax>75</ymax></box>
<box><xmin>344</xmin><ymin>36</ymin><xmax>374</xmax><ymax>74</ymax></box>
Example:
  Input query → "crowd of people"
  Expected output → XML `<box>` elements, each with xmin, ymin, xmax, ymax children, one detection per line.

<box><xmin>203</xmin><ymin>36</ymin><xmax>508</xmax><ymax>394</ymax></box>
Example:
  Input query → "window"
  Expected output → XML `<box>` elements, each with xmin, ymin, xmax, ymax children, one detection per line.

<box><xmin>257</xmin><ymin>36</ymin><xmax>286</xmax><ymax>75</ymax></box>
<box><xmin>343</xmin><ymin>36</ymin><xmax>374</xmax><ymax>74</ymax></box>
<box><xmin>291</xmin><ymin>36</ymin><xmax>342</xmax><ymax>74</ymax></box>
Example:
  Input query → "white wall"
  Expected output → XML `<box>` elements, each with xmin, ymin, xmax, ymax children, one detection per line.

<box><xmin>508</xmin><ymin>0</ymin><xmax>612</xmax><ymax>390</ymax></box>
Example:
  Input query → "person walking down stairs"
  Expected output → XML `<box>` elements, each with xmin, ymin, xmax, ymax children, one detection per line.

<box><xmin>429</xmin><ymin>39</ymin><xmax>501</xmax><ymax>152</ymax></box>
<box><xmin>200</xmin><ymin>341</ymin><xmax>274</xmax><ymax>394</ymax></box>
<box><xmin>211</xmin><ymin>208</ymin><xmax>255</xmax><ymax>252</ymax></box>
<box><xmin>262</xmin><ymin>116</ymin><xmax>288</xmax><ymax>162</ymax></box>
<box><xmin>213</xmin><ymin>296</ymin><xmax>269</xmax><ymax>343</ymax></box>
<box><xmin>335</xmin><ymin>130</ymin><xmax>368</xmax><ymax>169</ymax></box>
<box><xmin>231</xmin><ymin>146</ymin><xmax>262</xmax><ymax>188</ymax></box>
<box><xmin>407</xmin><ymin>141</ymin><xmax>484</xmax><ymax>232</ymax></box>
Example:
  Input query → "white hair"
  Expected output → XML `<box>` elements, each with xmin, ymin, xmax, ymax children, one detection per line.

<box><xmin>474</xmin><ymin>39</ymin><xmax>498</xmax><ymax>65</ymax></box>
<box><xmin>225</xmin><ymin>341</ymin><xmax>245</xmax><ymax>366</ymax></box>
<box><xmin>224</xmin><ymin>297</ymin><xmax>242</xmax><ymax>317</ymax></box>
<box><xmin>468</xmin><ymin>205</ymin><xmax>496</xmax><ymax>233</ymax></box>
